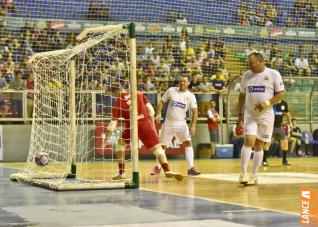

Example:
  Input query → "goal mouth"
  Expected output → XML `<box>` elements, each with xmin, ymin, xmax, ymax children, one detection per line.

<box><xmin>10</xmin><ymin>24</ymin><xmax>139</xmax><ymax>191</ymax></box>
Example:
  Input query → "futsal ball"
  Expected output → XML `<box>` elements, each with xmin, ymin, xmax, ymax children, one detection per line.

<box><xmin>35</xmin><ymin>152</ymin><xmax>49</xmax><ymax>167</ymax></box>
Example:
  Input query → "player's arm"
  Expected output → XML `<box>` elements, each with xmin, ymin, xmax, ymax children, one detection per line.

<box><xmin>237</xmin><ymin>92</ymin><xmax>245</xmax><ymax>125</ymax></box>
<box><xmin>106</xmin><ymin>120</ymin><xmax>118</xmax><ymax>138</ymax></box>
<box><xmin>156</xmin><ymin>88</ymin><xmax>170</xmax><ymax>123</ymax></box>
<box><xmin>284</xmin><ymin>111</ymin><xmax>291</xmax><ymax>125</ymax></box>
<box><xmin>155</xmin><ymin>100</ymin><xmax>165</xmax><ymax>123</ymax></box>
<box><xmin>190</xmin><ymin>107</ymin><xmax>198</xmax><ymax>136</ymax></box>
<box><xmin>146</xmin><ymin>102</ymin><xmax>155</xmax><ymax>124</ymax></box>
<box><xmin>269</xmin><ymin>91</ymin><xmax>284</xmax><ymax>106</ymax></box>
<box><xmin>255</xmin><ymin>91</ymin><xmax>284</xmax><ymax>112</ymax></box>
<box><xmin>100</xmin><ymin>119</ymin><xmax>118</xmax><ymax>148</ymax></box>
<box><xmin>238</xmin><ymin>92</ymin><xmax>245</xmax><ymax>116</ymax></box>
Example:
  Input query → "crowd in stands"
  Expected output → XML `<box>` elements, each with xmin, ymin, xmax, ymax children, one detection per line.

<box><xmin>244</xmin><ymin>42</ymin><xmax>318</xmax><ymax>77</ymax></box>
<box><xmin>237</xmin><ymin>0</ymin><xmax>318</xmax><ymax>28</ymax></box>
<box><xmin>0</xmin><ymin>0</ymin><xmax>317</xmax><ymax>121</ymax></box>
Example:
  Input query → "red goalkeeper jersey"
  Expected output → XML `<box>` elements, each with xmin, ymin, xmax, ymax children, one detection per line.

<box><xmin>112</xmin><ymin>91</ymin><xmax>150</xmax><ymax>121</ymax></box>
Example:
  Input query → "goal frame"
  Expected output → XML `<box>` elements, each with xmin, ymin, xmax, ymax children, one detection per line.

<box><xmin>9</xmin><ymin>23</ymin><xmax>139</xmax><ymax>191</ymax></box>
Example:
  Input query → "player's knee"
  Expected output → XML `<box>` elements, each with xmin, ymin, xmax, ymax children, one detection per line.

<box><xmin>116</xmin><ymin>141</ymin><xmax>126</xmax><ymax>153</ymax></box>
<box><xmin>183</xmin><ymin>140</ymin><xmax>192</xmax><ymax>147</ymax></box>
<box><xmin>152</xmin><ymin>146</ymin><xmax>165</xmax><ymax>158</ymax></box>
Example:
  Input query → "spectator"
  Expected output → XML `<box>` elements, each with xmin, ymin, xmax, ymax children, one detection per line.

<box><xmin>245</xmin><ymin>42</ymin><xmax>256</xmax><ymax>57</ymax></box>
<box><xmin>176</xmin><ymin>12</ymin><xmax>187</xmax><ymax>24</ymax></box>
<box><xmin>271</xmin><ymin>50</ymin><xmax>284</xmax><ymax>72</ymax></box>
<box><xmin>207</xmin><ymin>100</ymin><xmax>221</xmax><ymax>158</ymax></box>
<box><xmin>183</xmin><ymin>42</ymin><xmax>195</xmax><ymax>61</ymax></box>
<box><xmin>282</xmin><ymin>54</ymin><xmax>297</xmax><ymax>77</ymax></box>
<box><xmin>213</xmin><ymin>37</ymin><xmax>225</xmax><ymax>59</ymax></box>
<box><xmin>157</xmin><ymin>81</ymin><xmax>169</xmax><ymax>93</ymax></box>
<box><xmin>5</xmin><ymin>56</ymin><xmax>15</xmax><ymax>82</ymax></box>
<box><xmin>150</xmin><ymin>50</ymin><xmax>160</xmax><ymax>69</ymax></box>
<box><xmin>285</xmin><ymin>16</ymin><xmax>294</xmax><ymax>27</ymax></box>
<box><xmin>198</xmin><ymin>75</ymin><xmax>213</xmax><ymax>117</ymax></box>
<box><xmin>2</xmin><ymin>0</ymin><xmax>17</xmax><ymax>15</ymax></box>
<box><xmin>24</xmin><ymin>73</ymin><xmax>34</xmax><ymax>119</ymax></box>
<box><xmin>259</xmin><ymin>44</ymin><xmax>271</xmax><ymax>63</ymax></box>
<box><xmin>0</xmin><ymin>71</ymin><xmax>9</xmax><ymax>117</ymax></box>
<box><xmin>289</xmin><ymin>118</ymin><xmax>303</xmax><ymax>156</ymax></box>
<box><xmin>188</xmin><ymin>73</ymin><xmax>201</xmax><ymax>92</ymax></box>
<box><xmin>145</xmin><ymin>40</ymin><xmax>154</xmax><ymax>57</ymax></box>
<box><xmin>294</xmin><ymin>45</ymin><xmax>307</xmax><ymax>59</ymax></box>
<box><xmin>239</xmin><ymin>14</ymin><xmax>250</xmax><ymax>26</ymax></box>
<box><xmin>142</xmin><ymin>75</ymin><xmax>155</xmax><ymax>92</ymax></box>
<box><xmin>211</xmin><ymin>70</ymin><xmax>226</xmax><ymax>111</ymax></box>
<box><xmin>310</xmin><ymin>53</ymin><xmax>318</xmax><ymax>76</ymax></box>
<box><xmin>295</xmin><ymin>55</ymin><xmax>311</xmax><ymax>76</ymax></box>
<box><xmin>231</xmin><ymin>121</ymin><xmax>244</xmax><ymax>158</ymax></box>
<box><xmin>9</xmin><ymin>71</ymin><xmax>24</xmax><ymax>118</ymax></box>
<box><xmin>166</xmin><ymin>10</ymin><xmax>176</xmax><ymax>23</ymax></box>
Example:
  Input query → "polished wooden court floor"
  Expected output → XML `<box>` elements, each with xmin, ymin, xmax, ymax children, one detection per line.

<box><xmin>3</xmin><ymin>157</ymin><xmax>318</xmax><ymax>216</ymax></box>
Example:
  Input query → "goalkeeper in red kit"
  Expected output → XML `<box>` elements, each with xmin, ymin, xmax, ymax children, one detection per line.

<box><xmin>102</xmin><ymin>84</ymin><xmax>183</xmax><ymax>181</ymax></box>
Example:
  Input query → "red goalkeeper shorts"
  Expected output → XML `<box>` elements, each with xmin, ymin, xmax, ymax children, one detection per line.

<box><xmin>122</xmin><ymin>118</ymin><xmax>160</xmax><ymax>149</ymax></box>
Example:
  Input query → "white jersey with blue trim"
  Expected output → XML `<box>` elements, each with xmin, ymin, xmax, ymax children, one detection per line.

<box><xmin>162</xmin><ymin>87</ymin><xmax>197</xmax><ymax>122</ymax></box>
<box><xmin>240</xmin><ymin>67</ymin><xmax>284</xmax><ymax>120</ymax></box>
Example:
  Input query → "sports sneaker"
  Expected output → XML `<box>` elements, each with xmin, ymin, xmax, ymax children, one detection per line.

<box><xmin>282</xmin><ymin>160</ymin><xmax>291</xmax><ymax>165</ymax></box>
<box><xmin>239</xmin><ymin>172</ymin><xmax>249</xmax><ymax>184</ymax></box>
<box><xmin>262</xmin><ymin>161</ymin><xmax>268</xmax><ymax>166</ymax></box>
<box><xmin>150</xmin><ymin>166</ymin><xmax>161</xmax><ymax>176</ymax></box>
<box><xmin>112</xmin><ymin>174</ymin><xmax>126</xmax><ymax>181</ymax></box>
<box><xmin>188</xmin><ymin>167</ymin><xmax>201</xmax><ymax>175</ymax></box>
<box><xmin>165</xmin><ymin>171</ymin><xmax>183</xmax><ymax>181</ymax></box>
<box><xmin>246</xmin><ymin>174</ymin><xmax>258</xmax><ymax>185</ymax></box>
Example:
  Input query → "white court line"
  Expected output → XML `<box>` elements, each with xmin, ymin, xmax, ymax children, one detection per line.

<box><xmin>141</xmin><ymin>187</ymin><xmax>299</xmax><ymax>216</ymax></box>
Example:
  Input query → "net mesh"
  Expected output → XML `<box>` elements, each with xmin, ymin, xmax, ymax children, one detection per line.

<box><xmin>10</xmin><ymin>24</ymin><xmax>134</xmax><ymax>190</ymax></box>
<box><xmin>2</xmin><ymin>1</ymin><xmax>318</xmax><ymax>182</ymax></box>
<box><xmin>0</xmin><ymin>0</ymin><xmax>317</xmax><ymax>121</ymax></box>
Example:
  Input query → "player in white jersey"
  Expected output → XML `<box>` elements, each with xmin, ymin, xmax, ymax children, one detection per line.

<box><xmin>151</xmin><ymin>74</ymin><xmax>201</xmax><ymax>176</ymax></box>
<box><xmin>237</xmin><ymin>52</ymin><xmax>285</xmax><ymax>185</ymax></box>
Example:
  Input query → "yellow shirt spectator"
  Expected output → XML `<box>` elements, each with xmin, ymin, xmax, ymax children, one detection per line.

<box><xmin>211</xmin><ymin>69</ymin><xmax>228</xmax><ymax>82</ymax></box>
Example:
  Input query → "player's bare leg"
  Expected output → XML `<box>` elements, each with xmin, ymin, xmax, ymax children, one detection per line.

<box><xmin>151</xmin><ymin>144</ymin><xmax>183</xmax><ymax>181</ymax></box>
<box><xmin>150</xmin><ymin>156</ymin><xmax>162</xmax><ymax>175</ymax></box>
<box><xmin>183</xmin><ymin>140</ymin><xmax>200</xmax><ymax>175</ymax></box>
<box><xmin>112</xmin><ymin>139</ymin><xmax>127</xmax><ymax>180</ymax></box>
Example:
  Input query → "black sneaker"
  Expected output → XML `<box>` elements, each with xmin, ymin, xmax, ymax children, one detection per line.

<box><xmin>262</xmin><ymin>161</ymin><xmax>268</xmax><ymax>166</ymax></box>
<box><xmin>282</xmin><ymin>160</ymin><xmax>291</xmax><ymax>165</ymax></box>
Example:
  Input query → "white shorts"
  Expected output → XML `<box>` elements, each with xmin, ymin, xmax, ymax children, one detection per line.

<box><xmin>160</xmin><ymin>120</ymin><xmax>191</xmax><ymax>146</ymax></box>
<box><xmin>244</xmin><ymin>117</ymin><xmax>274</xmax><ymax>143</ymax></box>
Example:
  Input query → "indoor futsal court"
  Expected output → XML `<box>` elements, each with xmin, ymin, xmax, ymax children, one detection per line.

<box><xmin>1</xmin><ymin>157</ymin><xmax>317</xmax><ymax>226</ymax></box>
<box><xmin>1</xmin><ymin>0</ymin><xmax>318</xmax><ymax>226</ymax></box>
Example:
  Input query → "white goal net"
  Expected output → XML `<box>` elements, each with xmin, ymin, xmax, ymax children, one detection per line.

<box><xmin>10</xmin><ymin>24</ymin><xmax>139</xmax><ymax>190</ymax></box>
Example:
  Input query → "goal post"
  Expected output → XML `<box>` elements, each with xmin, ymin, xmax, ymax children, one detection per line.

<box><xmin>9</xmin><ymin>23</ymin><xmax>139</xmax><ymax>191</ymax></box>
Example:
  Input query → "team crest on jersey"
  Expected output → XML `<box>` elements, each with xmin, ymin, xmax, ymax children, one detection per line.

<box><xmin>248</xmin><ymin>86</ymin><xmax>265</xmax><ymax>93</ymax></box>
<box><xmin>264</xmin><ymin>76</ymin><xmax>269</xmax><ymax>81</ymax></box>
<box><xmin>172</xmin><ymin>101</ymin><xmax>186</xmax><ymax>109</ymax></box>
<box><xmin>281</xmin><ymin>105</ymin><xmax>285</xmax><ymax>111</ymax></box>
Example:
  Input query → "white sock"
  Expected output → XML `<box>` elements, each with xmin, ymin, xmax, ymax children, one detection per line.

<box><xmin>241</xmin><ymin>145</ymin><xmax>253</xmax><ymax>173</ymax></box>
<box><xmin>185</xmin><ymin>146</ymin><xmax>194</xmax><ymax>169</ymax></box>
<box><xmin>252</xmin><ymin>150</ymin><xmax>263</xmax><ymax>176</ymax></box>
